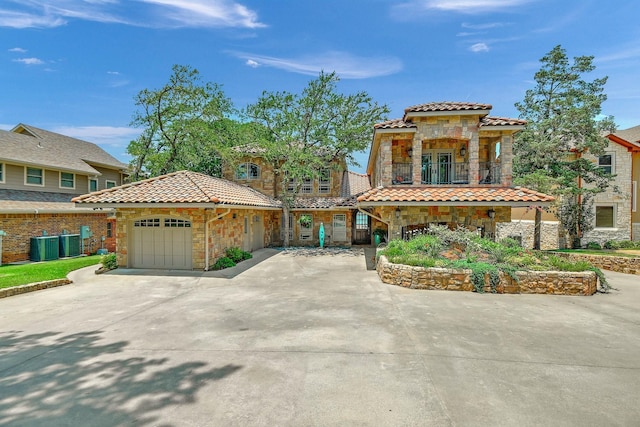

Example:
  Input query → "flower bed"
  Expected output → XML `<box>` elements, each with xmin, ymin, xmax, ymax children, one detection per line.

<box><xmin>377</xmin><ymin>255</ymin><xmax>597</xmax><ymax>295</ymax></box>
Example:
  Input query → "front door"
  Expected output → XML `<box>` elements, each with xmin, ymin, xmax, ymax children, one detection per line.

<box><xmin>353</xmin><ymin>211</ymin><xmax>371</xmax><ymax>244</ymax></box>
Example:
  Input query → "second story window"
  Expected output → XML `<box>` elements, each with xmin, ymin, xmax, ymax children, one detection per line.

<box><xmin>301</xmin><ymin>177</ymin><xmax>313</xmax><ymax>194</ymax></box>
<box><xmin>26</xmin><ymin>167</ymin><xmax>44</xmax><ymax>186</ymax></box>
<box><xmin>318</xmin><ymin>169</ymin><xmax>331</xmax><ymax>193</ymax></box>
<box><xmin>598</xmin><ymin>154</ymin><xmax>614</xmax><ymax>174</ymax></box>
<box><xmin>236</xmin><ymin>162</ymin><xmax>260</xmax><ymax>180</ymax></box>
<box><xmin>89</xmin><ymin>178</ymin><xmax>98</xmax><ymax>192</ymax></box>
<box><xmin>60</xmin><ymin>172</ymin><xmax>75</xmax><ymax>189</ymax></box>
<box><xmin>106</xmin><ymin>180</ymin><xmax>116</xmax><ymax>189</ymax></box>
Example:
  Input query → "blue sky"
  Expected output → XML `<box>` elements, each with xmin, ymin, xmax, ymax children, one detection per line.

<box><xmin>1</xmin><ymin>0</ymin><xmax>639</xmax><ymax>173</ymax></box>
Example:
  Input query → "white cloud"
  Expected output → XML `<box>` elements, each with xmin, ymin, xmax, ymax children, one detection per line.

<box><xmin>461</xmin><ymin>22</ymin><xmax>506</xmax><ymax>30</ymax></box>
<box><xmin>469</xmin><ymin>43</ymin><xmax>489</xmax><ymax>52</ymax></box>
<box><xmin>8</xmin><ymin>47</ymin><xmax>27</xmax><ymax>53</ymax></box>
<box><xmin>232</xmin><ymin>51</ymin><xmax>403</xmax><ymax>79</ymax></box>
<box><xmin>107</xmin><ymin>71</ymin><xmax>121</xmax><ymax>75</ymax></box>
<box><xmin>0</xmin><ymin>0</ymin><xmax>264</xmax><ymax>29</ymax></box>
<box><xmin>393</xmin><ymin>0</ymin><xmax>532</xmax><ymax>15</ymax></box>
<box><xmin>246</xmin><ymin>59</ymin><xmax>259</xmax><ymax>68</ymax></box>
<box><xmin>12</xmin><ymin>57</ymin><xmax>44</xmax><ymax>65</ymax></box>
<box><xmin>140</xmin><ymin>0</ymin><xmax>266</xmax><ymax>28</ymax></box>
<box><xmin>52</xmin><ymin>125</ymin><xmax>140</xmax><ymax>147</ymax></box>
<box><xmin>0</xmin><ymin>123</ymin><xmax>14</xmax><ymax>130</ymax></box>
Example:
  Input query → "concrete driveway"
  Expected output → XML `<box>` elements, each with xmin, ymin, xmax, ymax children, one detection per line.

<box><xmin>1</xmin><ymin>248</ymin><xmax>639</xmax><ymax>426</ymax></box>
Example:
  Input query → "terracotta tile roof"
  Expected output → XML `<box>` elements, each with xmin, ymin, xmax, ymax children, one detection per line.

<box><xmin>404</xmin><ymin>102</ymin><xmax>492</xmax><ymax>114</ymax></box>
<box><xmin>480</xmin><ymin>116</ymin><xmax>527</xmax><ymax>127</ymax></box>
<box><xmin>373</xmin><ymin>119</ymin><xmax>416</xmax><ymax>130</ymax></box>
<box><xmin>290</xmin><ymin>196</ymin><xmax>356</xmax><ymax>209</ymax></box>
<box><xmin>357</xmin><ymin>186</ymin><xmax>554</xmax><ymax>204</ymax></box>
<box><xmin>73</xmin><ymin>170</ymin><xmax>281</xmax><ymax>208</ymax></box>
<box><xmin>0</xmin><ymin>124</ymin><xmax>128</xmax><ymax>175</ymax></box>
<box><xmin>341</xmin><ymin>171</ymin><xmax>371</xmax><ymax>197</ymax></box>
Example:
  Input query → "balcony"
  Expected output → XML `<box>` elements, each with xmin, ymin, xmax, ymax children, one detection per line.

<box><xmin>478</xmin><ymin>162</ymin><xmax>501</xmax><ymax>184</ymax></box>
<box><xmin>421</xmin><ymin>161</ymin><xmax>469</xmax><ymax>185</ymax></box>
<box><xmin>392</xmin><ymin>163</ymin><xmax>413</xmax><ymax>184</ymax></box>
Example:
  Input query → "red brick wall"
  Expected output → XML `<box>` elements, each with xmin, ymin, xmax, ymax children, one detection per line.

<box><xmin>0</xmin><ymin>212</ymin><xmax>110</xmax><ymax>263</ymax></box>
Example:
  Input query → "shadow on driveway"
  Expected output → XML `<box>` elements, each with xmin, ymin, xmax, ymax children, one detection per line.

<box><xmin>0</xmin><ymin>330</ymin><xmax>241</xmax><ymax>426</ymax></box>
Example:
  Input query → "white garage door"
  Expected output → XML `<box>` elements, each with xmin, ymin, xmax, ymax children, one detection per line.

<box><xmin>132</xmin><ymin>218</ymin><xmax>192</xmax><ymax>269</ymax></box>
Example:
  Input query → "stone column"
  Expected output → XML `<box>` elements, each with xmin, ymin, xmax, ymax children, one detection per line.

<box><xmin>469</xmin><ymin>131</ymin><xmax>479</xmax><ymax>185</ymax></box>
<box><xmin>380</xmin><ymin>137</ymin><xmax>393</xmax><ymax>187</ymax></box>
<box><xmin>501</xmin><ymin>134</ymin><xmax>513</xmax><ymax>187</ymax></box>
<box><xmin>412</xmin><ymin>134</ymin><xmax>422</xmax><ymax>185</ymax></box>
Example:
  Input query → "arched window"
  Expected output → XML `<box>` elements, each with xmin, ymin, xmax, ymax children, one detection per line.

<box><xmin>236</xmin><ymin>162</ymin><xmax>260</xmax><ymax>180</ymax></box>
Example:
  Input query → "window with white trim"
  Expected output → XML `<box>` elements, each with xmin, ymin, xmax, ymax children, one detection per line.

<box><xmin>25</xmin><ymin>167</ymin><xmax>44</xmax><ymax>186</ymax></box>
<box><xmin>164</xmin><ymin>218</ymin><xmax>191</xmax><ymax>227</ymax></box>
<box><xmin>318</xmin><ymin>169</ymin><xmax>331</xmax><ymax>194</ymax></box>
<box><xmin>89</xmin><ymin>178</ymin><xmax>98</xmax><ymax>192</ymax></box>
<box><xmin>106</xmin><ymin>180</ymin><xmax>116</xmax><ymax>189</ymax></box>
<box><xmin>281</xmin><ymin>213</ymin><xmax>293</xmax><ymax>240</ymax></box>
<box><xmin>60</xmin><ymin>172</ymin><xmax>75</xmax><ymax>189</ymax></box>
<box><xmin>301</xmin><ymin>177</ymin><xmax>313</xmax><ymax>194</ymax></box>
<box><xmin>236</xmin><ymin>162</ymin><xmax>260</xmax><ymax>180</ymax></box>
<box><xmin>595</xmin><ymin>205</ymin><xmax>615</xmax><ymax>228</ymax></box>
<box><xmin>598</xmin><ymin>153</ymin><xmax>614</xmax><ymax>174</ymax></box>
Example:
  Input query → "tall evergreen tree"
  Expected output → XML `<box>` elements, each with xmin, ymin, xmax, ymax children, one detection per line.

<box><xmin>514</xmin><ymin>45</ymin><xmax>616</xmax><ymax>248</ymax></box>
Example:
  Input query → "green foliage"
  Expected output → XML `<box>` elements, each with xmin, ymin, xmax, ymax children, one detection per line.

<box><xmin>225</xmin><ymin>247</ymin><xmax>252</xmax><ymax>263</ymax></box>
<box><xmin>213</xmin><ymin>256</ymin><xmax>236</xmax><ymax>270</ymax></box>
<box><xmin>604</xmin><ymin>240</ymin><xmax>640</xmax><ymax>250</ymax></box>
<box><xmin>513</xmin><ymin>45</ymin><xmax>616</xmax><ymax>248</ymax></box>
<box><xmin>127</xmin><ymin>64</ymin><xmax>239</xmax><ymax>180</ymax></box>
<box><xmin>101</xmin><ymin>253</ymin><xmax>117</xmax><ymax>270</ymax></box>
<box><xmin>245</xmin><ymin>71</ymin><xmax>389</xmax><ymax>246</ymax></box>
<box><xmin>379</xmin><ymin>227</ymin><xmax>605</xmax><ymax>293</ymax></box>
<box><xmin>586</xmin><ymin>241</ymin><xmax>602</xmax><ymax>250</ymax></box>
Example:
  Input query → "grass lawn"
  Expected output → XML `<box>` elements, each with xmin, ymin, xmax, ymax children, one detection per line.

<box><xmin>0</xmin><ymin>255</ymin><xmax>101</xmax><ymax>289</ymax></box>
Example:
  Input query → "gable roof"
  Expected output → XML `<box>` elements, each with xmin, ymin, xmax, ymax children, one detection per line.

<box><xmin>610</xmin><ymin>125</ymin><xmax>640</xmax><ymax>150</ymax></box>
<box><xmin>405</xmin><ymin>102</ymin><xmax>493</xmax><ymax>114</ymax></box>
<box><xmin>73</xmin><ymin>170</ymin><xmax>281</xmax><ymax>208</ymax></box>
<box><xmin>0</xmin><ymin>124</ymin><xmax>127</xmax><ymax>175</ymax></box>
<box><xmin>357</xmin><ymin>186</ymin><xmax>554</xmax><ymax>206</ymax></box>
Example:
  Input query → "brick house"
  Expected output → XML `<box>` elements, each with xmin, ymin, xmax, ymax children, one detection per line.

<box><xmin>359</xmin><ymin>102</ymin><xmax>554</xmax><ymax>241</ymax></box>
<box><xmin>502</xmin><ymin>125</ymin><xmax>640</xmax><ymax>248</ymax></box>
<box><xmin>0</xmin><ymin>124</ymin><xmax>128</xmax><ymax>263</ymax></box>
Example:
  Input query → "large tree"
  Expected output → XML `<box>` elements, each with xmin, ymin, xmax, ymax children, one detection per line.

<box><xmin>514</xmin><ymin>45</ymin><xmax>616</xmax><ymax>248</ymax></box>
<box><xmin>245</xmin><ymin>71</ymin><xmax>389</xmax><ymax>246</ymax></box>
<box><xmin>127</xmin><ymin>64</ymin><xmax>239</xmax><ymax>180</ymax></box>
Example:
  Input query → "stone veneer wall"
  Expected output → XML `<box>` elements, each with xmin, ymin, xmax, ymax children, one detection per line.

<box><xmin>553</xmin><ymin>252</ymin><xmax>640</xmax><ymax>275</ymax></box>
<box><xmin>0</xmin><ymin>212</ymin><xmax>110</xmax><ymax>264</ymax></box>
<box><xmin>377</xmin><ymin>255</ymin><xmax>597</xmax><ymax>296</ymax></box>
<box><xmin>496</xmin><ymin>220</ymin><xmax>560</xmax><ymax>250</ymax></box>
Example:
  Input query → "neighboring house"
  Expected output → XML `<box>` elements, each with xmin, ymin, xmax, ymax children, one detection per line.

<box><xmin>0</xmin><ymin>124</ymin><xmax>128</xmax><ymax>263</ymax></box>
<box><xmin>73</xmin><ymin>101</ymin><xmax>554</xmax><ymax>270</ymax></box>
<box><xmin>503</xmin><ymin>125</ymin><xmax>640</xmax><ymax>248</ymax></box>
<box><xmin>359</xmin><ymin>102</ymin><xmax>553</xmax><ymax>241</ymax></box>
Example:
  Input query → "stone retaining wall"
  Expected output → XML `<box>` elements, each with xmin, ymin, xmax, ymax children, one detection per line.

<box><xmin>376</xmin><ymin>256</ymin><xmax>597</xmax><ymax>296</ymax></box>
<box><xmin>553</xmin><ymin>252</ymin><xmax>640</xmax><ymax>275</ymax></box>
<box><xmin>0</xmin><ymin>279</ymin><xmax>71</xmax><ymax>299</ymax></box>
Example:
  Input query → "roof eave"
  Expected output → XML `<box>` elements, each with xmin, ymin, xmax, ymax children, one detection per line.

<box><xmin>479</xmin><ymin>125</ymin><xmax>525</xmax><ymax>132</ymax></box>
<box><xmin>357</xmin><ymin>201</ymin><xmax>553</xmax><ymax>208</ymax></box>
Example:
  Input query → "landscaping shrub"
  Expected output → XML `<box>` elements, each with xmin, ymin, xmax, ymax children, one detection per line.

<box><xmin>586</xmin><ymin>241</ymin><xmax>602</xmax><ymax>250</ymax></box>
<box><xmin>603</xmin><ymin>240</ymin><xmax>621</xmax><ymax>250</ymax></box>
<box><xmin>225</xmin><ymin>247</ymin><xmax>252</xmax><ymax>263</ymax></box>
<box><xmin>378</xmin><ymin>225</ymin><xmax>608</xmax><ymax>292</ymax></box>
<box><xmin>101</xmin><ymin>253</ymin><xmax>117</xmax><ymax>271</ymax></box>
<box><xmin>213</xmin><ymin>256</ymin><xmax>236</xmax><ymax>270</ymax></box>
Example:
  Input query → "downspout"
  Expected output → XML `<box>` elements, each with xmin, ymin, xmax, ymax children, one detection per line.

<box><xmin>204</xmin><ymin>208</ymin><xmax>231</xmax><ymax>271</ymax></box>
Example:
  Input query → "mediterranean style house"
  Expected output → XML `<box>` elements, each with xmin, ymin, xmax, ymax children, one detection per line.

<box><xmin>0</xmin><ymin>124</ymin><xmax>128</xmax><ymax>263</ymax></box>
<box><xmin>73</xmin><ymin>101</ymin><xmax>554</xmax><ymax>270</ymax></box>
<box><xmin>501</xmin><ymin>125</ymin><xmax>640</xmax><ymax>248</ymax></box>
